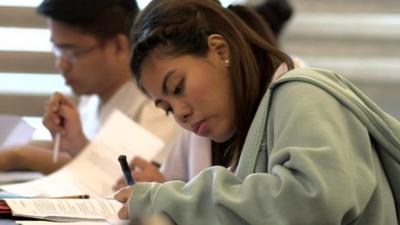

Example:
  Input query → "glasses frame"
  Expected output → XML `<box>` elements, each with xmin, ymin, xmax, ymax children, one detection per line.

<box><xmin>52</xmin><ymin>42</ymin><xmax>104</xmax><ymax>62</ymax></box>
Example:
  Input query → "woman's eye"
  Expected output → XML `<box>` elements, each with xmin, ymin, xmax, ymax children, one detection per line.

<box><xmin>173</xmin><ymin>80</ymin><xmax>184</xmax><ymax>95</ymax></box>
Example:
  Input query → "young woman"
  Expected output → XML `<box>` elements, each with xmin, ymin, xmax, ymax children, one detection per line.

<box><xmin>114</xmin><ymin>0</ymin><xmax>399</xmax><ymax>224</ymax></box>
<box><xmin>112</xmin><ymin>3</ymin><xmax>281</xmax><ymax>188</ymax></box>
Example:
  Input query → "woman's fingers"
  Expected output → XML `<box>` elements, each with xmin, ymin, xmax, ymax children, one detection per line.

<box><xmin>114</xmin><ymin>186</ymin><xmax>133</xmax><ymax>219</ymax></box>
<box><xmin>114</xmin><ymin>186</ymin><xmax>133</xmax><ymax>203</ymax></box>
<box><xmin>112</xmin><ymin>176</ymin><xmax>127</xmax><ymax>191</ymax></box>
<box><xmin>118</xmin><ymin>203</ymin><xmax>130</xmax><ymax>219</ymax></box>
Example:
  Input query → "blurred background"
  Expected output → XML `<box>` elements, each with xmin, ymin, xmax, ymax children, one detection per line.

<box><xmin>0</xmin><ymin>0</ymin><xmax>399</xmax><ymax>119</ymax></box>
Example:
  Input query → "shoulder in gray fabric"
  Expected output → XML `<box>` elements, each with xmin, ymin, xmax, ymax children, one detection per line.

<box><xmin>270</xmin><ymin>67</ymin><xmax>400</xmax><ymax>217</ymax></box>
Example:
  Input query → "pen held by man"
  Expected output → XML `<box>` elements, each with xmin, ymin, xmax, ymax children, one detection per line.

<box><xmin>44</xmin><ymin>92</ymin><xmax>66</xmax><ymax>163</ymax></box>
<box><xmin>43</xmin><ymin>92</ymin><xmax>89</xmax><ymax>159</ymax></box>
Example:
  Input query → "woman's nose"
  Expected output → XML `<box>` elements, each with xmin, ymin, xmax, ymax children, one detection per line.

<box><xmin>173</xmin><ymin>101</ymin><xmax>192</xmax><ymax>123</ymax></box>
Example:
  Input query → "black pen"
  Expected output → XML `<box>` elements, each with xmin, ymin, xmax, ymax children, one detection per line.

<box><xmin>118</xmin><ymin>155</ymin><xmax>135</xmax><ymax>185</ymax></box>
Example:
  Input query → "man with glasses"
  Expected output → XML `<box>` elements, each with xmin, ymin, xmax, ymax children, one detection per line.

<box><xmin>0</xmin><ymin>0</ymin><xmax>179</xmax><ymax>174</ymax></box>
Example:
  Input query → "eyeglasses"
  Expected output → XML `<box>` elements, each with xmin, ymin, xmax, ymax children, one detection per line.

<box><xmin>52</xmin><ymin>43</ymin><xmax>102</xmax><ymax>62</ymax></box>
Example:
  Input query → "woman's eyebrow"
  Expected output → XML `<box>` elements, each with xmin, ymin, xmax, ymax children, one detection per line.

<box><xmin>154</xmin><ymin>69</ymin><xmax>177</xmax><ymax>107</ymax></box>
<box><xmin>161</xmin><ymin>69</ymin><xmax>176</xmax><ymax>95</ymax></box>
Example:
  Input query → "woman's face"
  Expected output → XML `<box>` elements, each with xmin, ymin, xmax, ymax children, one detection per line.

<box><xmin>140</xmin><ymin>36</ymin><xmax>236</xmax><ymax>142</ymax></box>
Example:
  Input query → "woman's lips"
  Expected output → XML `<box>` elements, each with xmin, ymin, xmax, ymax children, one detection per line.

<box><xmin>192</xmin><ymin>119</ymin><xmax>208</xmax><ymax>136</ymax></box>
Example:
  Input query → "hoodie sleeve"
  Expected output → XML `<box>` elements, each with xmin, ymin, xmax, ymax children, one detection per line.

<box><xmin>127</xmin><ymin>81</ymin><xmax>384</xmax><ymax>225</ymax></box>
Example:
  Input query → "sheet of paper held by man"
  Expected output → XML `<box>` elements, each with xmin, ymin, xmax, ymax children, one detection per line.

<box><xmin>0</xmin><ymin>110</ymin><xmax>164</xmax><ymax>198</ymax></box>
<box><xmin>0</xmin><ymin>114</ymin><xmax>35</xmax><ymax>148</ymax></box>
<box><xmin>6</xmin><ymin>198</ymin><xmax>122</xmax><ymax>222</ymax></box>
<box><xmin>22</xmin><ymin>116</ymin><xmax>52</xmax><ymax>141</ymax></box>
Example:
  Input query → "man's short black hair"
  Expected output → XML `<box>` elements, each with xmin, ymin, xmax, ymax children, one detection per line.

<box><xmin>37</xmin><ymin>0</ymin><xmax>139</xmax><ymax>40</ymax></box>
<box><xmin>37</xmin><ymin>0</ymin><xmax>138</xmax><ymax>24</ymax></box>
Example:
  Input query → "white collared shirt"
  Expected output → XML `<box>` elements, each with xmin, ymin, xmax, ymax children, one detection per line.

<box><xmin>78</xmin><ymin>80</ymin><xmax>179</xmax><ymax>163</ymax></box>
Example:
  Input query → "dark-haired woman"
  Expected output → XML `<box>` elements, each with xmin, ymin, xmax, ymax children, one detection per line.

<box><xmin>115</xmin><ymin>1</ymin><xmax>399</xmax><ymax>224</ymax></box>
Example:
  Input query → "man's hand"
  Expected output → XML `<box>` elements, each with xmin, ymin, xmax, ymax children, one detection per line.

<box><xmin>42</xmin><ymin>92</ymin><xmax>88</xmax><ymax>156</ymax></box>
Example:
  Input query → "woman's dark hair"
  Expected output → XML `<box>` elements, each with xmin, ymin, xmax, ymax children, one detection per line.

<box><xmin>255</xmin><ymin>0</ymin><xmax>293</xmax><ymax>38</ymax></box>
<box><xmin>37</xmin><ymin>0</ymin><xmax>139</xmax><ymax>41</ymax></box>
<box><xmin>227</xmin><ymin>4</ymin><xmax>278</xmax><ymax>48</ymax></box>
<box><xmin>131</xmin><ymin>0</ymin><xmax>293</xmax><ymax>168</ymax></box>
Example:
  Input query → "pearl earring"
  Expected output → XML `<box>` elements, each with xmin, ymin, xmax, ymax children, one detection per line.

<box><xmin>225</xmin><ymin>59</ymin><xmax>230</xmax><ymax>65</ymax></box>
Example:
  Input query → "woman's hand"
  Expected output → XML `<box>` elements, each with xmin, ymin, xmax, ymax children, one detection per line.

<box><xmin>113</xmin><ymin>156</ymin><xmax>166</xmax><ymax>191</ymax></box>
<box><xmin>114</xmin><ymin>186</ymin><xmax>133</xmax><ymax>219</ymax></box>
<box><xmin>42</xmin><ymin>92</ymin><xmax>88</xmax><ymax>156</ymax></box>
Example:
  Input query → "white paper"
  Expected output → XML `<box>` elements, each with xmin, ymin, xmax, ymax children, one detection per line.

<box><xmin>1</xmin><ymin>110</ymin><xmax>164</xmax><ymax>197</ymax></box>
<box><xmin>0</xmin><ymin>171</ymin><xmax>43</xmax><ymax>185</ymax></box>
<box><xmin>0</xmin><ymin>114</ymin><xmax>35</xmax><ymax>148</ymax></box>
<box><xmin>15</xmin><ymin>222</ymin><xmax>119</xmax><ymax>225</ymax></box>
<box><xmin>6</xmin><ymin>198</ymin><xmax>122</xmax><ymax>222</ymax></box>
<box><xmin>22</xmin><ymin>116</ymin><xmax>52</xmax><ymax>141</ymax></box>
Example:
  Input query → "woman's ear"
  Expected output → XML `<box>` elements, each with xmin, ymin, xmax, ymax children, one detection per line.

<box><xmin>207</xmin><ymin>34</ymin><xmax>230</xmax><ymax>66</ymax></box>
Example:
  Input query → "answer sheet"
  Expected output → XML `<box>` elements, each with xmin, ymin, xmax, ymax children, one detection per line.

<box><xmin>1</xmin><ymin>110</ymin><xmax>164</xmax><ymax>197</ymax></box>
<box><xmin>6</xmin><ymin>198</ymin><xmax>121</xmax><ymax>222</ymax></box>
<box><xmin>16</xmin><ymin>222</ymin><xmax>117</xmax><ymax>225</ymax></box>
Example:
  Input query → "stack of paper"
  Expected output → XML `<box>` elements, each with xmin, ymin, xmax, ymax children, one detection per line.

<box><xmin>0</xmin><ymin>110</ymin><xmax>164</xmax><ymax>198</ymax></box>
<box><xmin>15</xmin><ymin>222</ymin><xmax>117</xmax><ymax>225</ymax></box>
<box><xmin>5</xmin><ymin>198</ymin><xmax>122</xmax><ymax>222</ymax></box>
